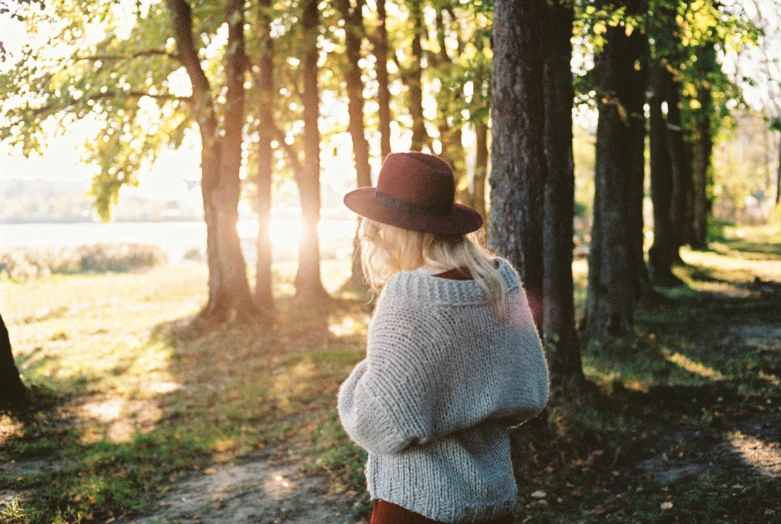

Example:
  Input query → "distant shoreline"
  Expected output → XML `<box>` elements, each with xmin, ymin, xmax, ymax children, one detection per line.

<box><xmin>0</xmin><ymin>210</ymin><xmax>354</xmax><ymax>226</ymax></box>
<box><xmin>0</xmin><ymin>217</ymin><xmax>203</xmax><ymax>225</ymax></box>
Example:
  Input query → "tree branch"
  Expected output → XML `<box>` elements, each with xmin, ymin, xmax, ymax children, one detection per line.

<box><xmin>74</xmin><ymin>50</ymin><xmax>179</xmax><ymax>62</ymax></box>
<box><xmin>32</xmin><ymin>91</ymin><xmax>191</xmax><ymax>116</ymax></box>
<box><xmin>91</xmin><ymin>91</ymin><xmax>191</xmax><ymax>102</ymax></box>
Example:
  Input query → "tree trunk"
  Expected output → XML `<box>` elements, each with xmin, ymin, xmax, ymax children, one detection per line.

<box><xmin>488</xmin><ymin>0</ymin><xmax>547</xmax><ymax>333</ymax></box>
<box><xmin>777</xmin><ymin>129</ymin><xmax>781</xmax><ymax>205</ymax></box>
<box><xmin>217</xmin><ymin>0</ymin><xmax>258</xmax><ymax>321</ymax></box>
<box><xmin>472</xmin><ymin>52</ymin><xmax>490</xmax><ymax>220</ymax></box>
<box><xmin>376</xmin><ymin>0</ymin><xmax>392</xmax><ymax>160</ymax></box>
<box><xmin>0</xmin><ymin>314</ymin><xmax>27</xmax><ymax>408</ymax></box>
<box><xmin>296</xmin><ymin>0</ymin><xmax>330</xmax><ymax>301</ymax></box>
<box><xmin>433</xmin><ymin>9</ymin><xmax>468</xmax><ymax>205</ymax></box>
<box><xmin>473</xmin><ymin>120</ymin><xmax>488</xmax><ymax>218</ymax></box>
<box><xmin>626</xmin><ymin>30</ymin><xmax>651</xmax><ymax>299</ymax></box>
<box><xmin>199</xmin><ymin>129</ymin><xmax>228</xmax><ymax>321</ymax></box>
<box><xmin>691</xmin><ymin>43</ymin><xmax>716</xmax><ymax>249</ymax></box>
<box><xmin>338</xmin><ymin>0</ymin><xmax>372</xmax><ymax>291</ymax></box>
<box><xmin>256</xmin><ymin>0</ymin><xmax>275</xmax><ymax>312</ymax></box>
<box><xmin>648</xmin><ymin>66</ymin><xmax>681</xmax><ymax>285</ymax></box>
<box><xmin>167</xmin><ymin>0</ymin><xmax>256</xmax><ymax>322</ymax></box>
<box><xmin>583</xmin><ymin>0</ymin><xmax>645</xmax><ymax>341</ymax></box>
<box><xmin>542</xmin><ymin>0</ymin><xmax>584</xmax><ymax>392</ymax></box>
<box><xmin>407</xmin><ymin>0</ymin><xmax>426</xmax><ymax>150</ymax></box>
<box><xmin>667</xmin><ymin>79</ymin><xmax>694</xmax><ymax>255</ymax></box>
<box><xmin>692</xmin><ymin>98</ymin><xmax>712</xmax><ymax>250</ymax></box>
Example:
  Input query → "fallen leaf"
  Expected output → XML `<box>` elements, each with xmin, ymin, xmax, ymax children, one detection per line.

<box><xmin>592</xmin><ymin>507</ymin><xmax>606</xmax><ymax>516</ymax></box>
<box><xmin>203</xmin><ymin>468</ymin><xmax>218</xmax><ymax>475</ymax></box>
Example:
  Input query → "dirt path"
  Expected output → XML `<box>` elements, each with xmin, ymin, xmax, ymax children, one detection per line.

<box><xmin>123</xmin><ymin>451</ymin><xmax>358</xmax><ymax>524</ymax></box>
<box><xmin>629</xmin><ymin>318</ymin><xmax>781</xmax><ymax>487</ymax></box>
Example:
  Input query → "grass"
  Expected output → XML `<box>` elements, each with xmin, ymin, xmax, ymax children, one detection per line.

<box><xmin>1</xmin><ymin>234</ymin><xmax>780</xmax><ymax>523</ymax></box>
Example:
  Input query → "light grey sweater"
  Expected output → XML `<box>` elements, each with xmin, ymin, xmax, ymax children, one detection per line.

<box><xmin>337</xmin><ymin>257</ymin><xmax>550</xmax><ymax>523</ymax></box>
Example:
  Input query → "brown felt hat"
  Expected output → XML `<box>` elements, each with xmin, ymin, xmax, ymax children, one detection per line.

<box><xmin>343</xmin><ymin>152</ymin><xmax>484</xmax><ymax>235</ymax></box>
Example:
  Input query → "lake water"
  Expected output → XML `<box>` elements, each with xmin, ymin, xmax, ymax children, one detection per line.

<box><xmin>0</xmin><ymin>219</ymin><xmax>359</xmax><ymax>263</ymax></box>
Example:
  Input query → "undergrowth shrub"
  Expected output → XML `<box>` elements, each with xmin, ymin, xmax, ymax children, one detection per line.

<box><xmin>0</xmin><ymin>243</ymin><xmax>167</xmax><ymax>279</ymax></box>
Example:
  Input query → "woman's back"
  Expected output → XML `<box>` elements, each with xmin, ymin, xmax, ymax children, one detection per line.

<box><xmin>338</xmin><ymin>257</ymin><xmax>549</xmax><ymax>523</ymax></box>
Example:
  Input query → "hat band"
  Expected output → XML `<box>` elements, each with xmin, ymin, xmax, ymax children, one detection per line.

<box><xmin>374</xmin><ymin>190</ymin><xmax>452</xmax><ymax>216</ymax></box>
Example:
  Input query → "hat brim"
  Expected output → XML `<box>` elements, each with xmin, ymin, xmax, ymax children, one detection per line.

<box><xmin>343</xmin><ymin>187</ymin><xmax>484</xmax><ymax>235</ymax></box>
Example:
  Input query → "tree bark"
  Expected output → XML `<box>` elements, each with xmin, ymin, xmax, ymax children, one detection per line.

<box><xmin>692</xmin><ymin>94</ymin><xmax>712</xmax><ymax>249</ymax></box>
<box><xmin>648</xmin><ymin>65</ymin><xmax>681</xmax><ymax>285</ymax></box>
<box><xmin>626</xmin><ymin>30</ymin><xmax>651</xmax><ymax>299</ymax></box>
<box><xmin>473</xmin><ymin>120</ymin><xmax>488</xmax><ymax>218</ymax></box>
<box><xmin>542</xmin><ymin>0</ymin><xmax>584</xmax><ymax>392</ymax></box>
<box><xmin>167</xmin><ymin>0</ymin><xmax>256</xmax><ymax>322</ymax></box>
<box><xmin>583</xmin><ymin>0</ymin><xmax>645</xmax><ymax>341</ymax></box>
<box><xmin>488</xmin><ymin>0</ymin><xmax>547</xmax><ymax>333</ymax></box>
<box><xmin>256</xmin><ymin>0</ymin><xmax>275</xmax><ymax>312</ymax></box>
<box><xmin>667</xmin><ymin>78</ymin><xmax>694</xmax><ymax>255</ymax></box>
<box><xmin>217</xmin><ymin>0</ymin><xmax>258</xmax><ymax>321</ymax></box>
<box><xmin>777</xmin><ymin>129</ymin><xmax>781</xmax><ymax>205</ymax></box>
<box><xmin>296</xmin><ymin>0</ymin><xmax>330</xmax><ymax>301</ymax></box>
<box><xmin>472</xmin><ymin>49</ymin><xmax>490</xmax><ymax>220</ymax></box>
<box><xmin>691</xmin><ymin>43</ymin><xmax>716</xmax><ymax>249</ymax></box>
<box><xmin>433</xmin><ymin>9</ymin><xmax>468</xmax><ymax>205</ymax></box>
<box><xmin>338</xmin><ymin>0</ymin><xmax>372</xmax><ymax>290</ymax></box>
<box><xmin>0</xmin><ymin>314</ymin><xmax>27</xmax><ymax>407</ymax></box>
<box><xmin>407</xmin><ymin>0</ymin><xmax>426</xmax><ymax>150</ymax></box>
<box><xmin>376</xmin><ymin>0</ymin><xmax>392</xmax><ymax>160</ymax></box>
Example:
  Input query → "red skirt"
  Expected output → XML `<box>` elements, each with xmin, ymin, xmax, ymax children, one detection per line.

<box><xmin>369</xmin><ymin>499</ymin><xmax>513</xmax><ymax>524</ymax></box>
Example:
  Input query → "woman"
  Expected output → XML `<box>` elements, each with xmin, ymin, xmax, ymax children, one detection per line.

<box><xmin>337</xmin><ymin>152</ymin><xmax>550</xmax><ymax>524</ymax></box>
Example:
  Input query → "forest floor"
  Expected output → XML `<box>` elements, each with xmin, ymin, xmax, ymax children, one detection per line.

<box><xmin>0</xmin><ymin>225</ymin><xmax>780</xmax><ymax>523</ymax></box>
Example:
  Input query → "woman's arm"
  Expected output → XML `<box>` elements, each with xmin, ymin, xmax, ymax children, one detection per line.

<box><xmin>337</xmin><ymin>276</ymin><xmax>550</xmax><ymax>452</ymax></box>
<box><xmin>337</xmin><ymin>358</ymin><xmax>418</xmax><ymax>454</ymax></box>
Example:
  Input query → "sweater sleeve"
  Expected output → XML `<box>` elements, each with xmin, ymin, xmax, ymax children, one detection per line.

<box><xmin>337</xmin><ymin>273</ymin><xmax>551</xmax><ymax>452</ymax></box>
<box><xmin>486</xmin><ymin>285</ymin><xmax>550</xmax><ymax>429</ymax></box>
<box><xmin>337</xmin><ymin>358</ymin><xmax>417</xmax><ymax>454</ymax></box>
<box><xmin>336</xmin><ymin>278</ymin><xmax>434</xmax><ymax>454</ymax></box>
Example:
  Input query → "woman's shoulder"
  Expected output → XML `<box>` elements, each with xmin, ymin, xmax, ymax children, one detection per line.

<box><xmin>378</xmin><ymin>256</ymin><xmax>520</xmax><ymax>307</ymax></box>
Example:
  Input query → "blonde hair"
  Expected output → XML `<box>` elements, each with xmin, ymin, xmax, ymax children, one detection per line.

<box><xmin>358</xmin><ymin>218</ymin><xmax>507</xmax><ymax>320</ymax></box>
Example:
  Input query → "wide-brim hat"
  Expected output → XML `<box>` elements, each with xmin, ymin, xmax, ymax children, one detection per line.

<box><xmin>343</xmin><ymin>151</ymin><xmax>484</xmax><ymax>235</ymax></box>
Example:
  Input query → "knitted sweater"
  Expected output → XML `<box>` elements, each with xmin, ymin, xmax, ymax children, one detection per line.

<box><xmin>337</xmin><ymin>257</ymin><xmax>550</xmax><ymax>523</ymax></box>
